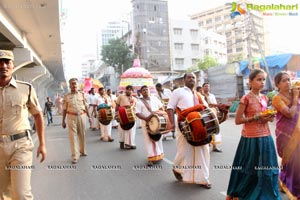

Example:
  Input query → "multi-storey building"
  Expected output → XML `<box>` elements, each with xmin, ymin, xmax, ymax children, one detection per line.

<box><xmin>132</xmin><ymin>0</ymin><xmax>171</xmax><ymax>75</ymax></box>
<box><xmin>190</xmin><ymin>1</ymin><xmax>268</xmax><ymax>63</ymax></box>
<box><xmin>170</xmin><ymin>20</ymin><xmax>227</xmax><ymax>72</ymax></box>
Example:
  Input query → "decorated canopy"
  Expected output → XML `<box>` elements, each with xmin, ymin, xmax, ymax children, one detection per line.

<box><xmin>118</xmin><ymin>58</ymin><xmax>156</xmax><ymax>93</ymax></box>
<box><xmin>81</xmin><ymin>77</ymin><xmax>104</xmax><ymax>93</ymax></box>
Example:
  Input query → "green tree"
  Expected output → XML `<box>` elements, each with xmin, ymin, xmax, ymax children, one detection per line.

<box><xmin>197</xmin><ymin>56</ymin><xmax>219</xmax><ymax>70</ymax></box>
<box><xmin>101</xmin><ymin>38</ymin><xmax>134</xmax><ymax>74</ymax></box>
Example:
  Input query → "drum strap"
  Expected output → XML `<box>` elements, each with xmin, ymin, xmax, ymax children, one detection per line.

<box><xmin>176</xmin><ymin>104</ymin><xmax>206</xmax><ymax>122</ymax></box>
<box><xmin>140</xmin><ymin>98</ymin><xmax>152</xmax><ymax>113</ymax></box>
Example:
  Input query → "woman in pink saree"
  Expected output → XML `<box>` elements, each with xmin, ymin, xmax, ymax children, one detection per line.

<box><xmin>272</xmin><ymin>71</ymin><xmax>300</xmax><ymax>199</ymax></box>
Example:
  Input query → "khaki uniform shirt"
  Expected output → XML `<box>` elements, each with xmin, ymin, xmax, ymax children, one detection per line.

<box><xmin>0</xmin><ymin>78</ymin><xmax>41</xmax><ymax>135</ymax></box>
<box><xmin>63</xmin><ymin>91</ymin><xmax>88</xmax><ymax>113</ymax></box>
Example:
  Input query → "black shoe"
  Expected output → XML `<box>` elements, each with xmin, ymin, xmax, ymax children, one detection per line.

<box><xmin>108</xmin><ymin>138</ymin><xmax>114</xmax><ymax>142</ymax></box>
<box><xmin>213</xmin><ymin>147</ymin><xmax>222</xmax><ymax>152</ymax></box>
<box><xmin>120</xmin><ymin>142</ymin><xmax>125</xmax><ymax>149</ymax></box>
<box><xmin>125</xmin><ymin>144</ymin><xmax>136</xmax><ymax>149</ymax></box>
<box><xmin>172</xmin><ymin>169</ymin><xmax>182</xmax><ymax>181</ymax></box>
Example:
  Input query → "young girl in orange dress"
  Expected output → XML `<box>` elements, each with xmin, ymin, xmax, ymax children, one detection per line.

<box><xmin>272</xmin><ymin>71</ymin><xmax>300</xmax><ymax>199</ymax></box>
<box><xmin>226</xmin><ymin>69</ymin><xmax>281</xmax><ymax>200</ymax></box>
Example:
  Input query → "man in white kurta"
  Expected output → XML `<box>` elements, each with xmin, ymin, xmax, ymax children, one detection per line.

<box><xmin>167</xmin><ymin>73</ymin><xmax>211</xmax><ymax>188</ymax></box>
<box><xmin>136</xmin><ymin>85</ymin><xmax>164</xmax><ymax>166</ymax></box>
<box><xmin>87</xmin><ymin>88</ymin><xmax>100</xmax><ymax>130</ymax></box>
<box><xmin>155</xmin><ymin>83</ymin><xmax>174</xmax><ymax>140</ymax></box>
<box><xmin>97</xmin><ymin>88</ymin><xmax>113</xmax><ymax>142</ymax></box>
<box><xmin>202</xmin><ymin>82</ymin><xmax>222</xmax><ymax>152</ymax></box>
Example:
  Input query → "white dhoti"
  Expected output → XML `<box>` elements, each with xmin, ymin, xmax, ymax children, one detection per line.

<box><xmin>211</xmin><ymin>132</ymin><xmax>222</xmax><ymax>145</ymax></box>
<box><xmin>141</xmin><ymin>126</ymin><xmax>164</xmax><ymax>162</ymax></box>
<box><xmin>173</xmin><ymin>129</ymin><xmax>210</xmax><ymax>184</ymax></box>
<box><xmin>88</xmin><ymin>106</ymin><xmax>98</xmax><ymax>129</ymax></box>
<box><xmin>111</xmin><ymin>110</ymin><xmax>118</xmax><ymax>127</ymax></box>
<box><xmin>118</xmin><ymin>123</ymin><xmax>136</xmax><ymax>145</ymax></box>
<box><xmin>100</xmin><ymin>122</ymin><xmax>112</xmax><ymax>141</ymax></box>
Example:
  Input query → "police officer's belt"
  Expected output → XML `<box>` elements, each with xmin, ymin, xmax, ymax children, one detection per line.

<box><xmin>0</xmin><ymin>131</ymin><xmax>30</xmax><ymax>142</ymax></box>
<box><xmin>67</xmin><ymin>111</ymin><xmax>85</xmax><ymax>116</ymax></box>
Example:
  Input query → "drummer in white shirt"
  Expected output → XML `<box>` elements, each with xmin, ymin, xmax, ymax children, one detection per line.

<box><xmin>167</xmin><ymin>72</ymin><xmax>212</xmax><ymax>189</ymax></box>
<box><xmin>136</xmin><ymin>85</ymin><xmax>164</xmax><ymax>166</ymax></box>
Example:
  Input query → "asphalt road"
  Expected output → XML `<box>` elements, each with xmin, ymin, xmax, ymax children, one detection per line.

<box><xmin>30</xmin><ymin>115</ymin><xmax>288</xmax><ymax>200</ymax></box>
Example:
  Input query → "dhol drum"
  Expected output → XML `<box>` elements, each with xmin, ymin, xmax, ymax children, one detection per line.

<box><xmin>146</xmin><ymin>113</ymin><xmax>169</xmax><ymax>141</ymax></box>
<box><xmin>179</xmin><ymin>108</ymin><xmax>219</xmax><ymax>146</ymax></box>
<box><xmin>117</xmin><ymin>106</ymin><xmax>136</xmax><ymax>130</ymax></box>
<box><xmin>97</xmin><ymin>103</ymin><xmax>113</xmax><ymax>125</ymax></box>
<box><xmin>209</xmin><ymin>104</ymin><xmax>230</xmax><ymax>124</ymax></box>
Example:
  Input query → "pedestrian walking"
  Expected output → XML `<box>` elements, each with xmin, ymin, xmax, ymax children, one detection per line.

<box><xmin>44</xmin><ymin>97</ymin><xmax>54</xmax><ymax>126</ymax></box>
<box><xmin>136</xmin><ymin>85</ymin><xmax>165</xmax><ymax>166</ymax></box>
<box><xmin>202</xmin><ymin>82</ymin><xmax>223</xmax><ymax>152</ymax></box>
<box><xmin>226</xmin><ymin>69</ymin><xmax>280</xmax><ymax>200</ymax></box>
<box><xmin>97</xmin><ymin>87</ymin><xmax>114</xmax><ymax>142</ymax></box>
<box><xmin>272</xmin><ymin>71</ymin><xmax>300</xmax><ymax>199</ymax></box>
<box><xmin>167</xmin><ymin>72</ymin><xmax>212</xmax><ymax>189</ymax></box>
<box><xmin>62</xmin><ymin>78</ymin><xmax>91</xmax><ymax>164</ymax></box>
<box><xmin>0</xmin><ymin>49</ymin><xmax>46</xmax><ymax>199</ymax></box>
<box><xmin>116</xmin><ymin>85</ymin><xmax>137</xmax><ymax>149</ymax></box>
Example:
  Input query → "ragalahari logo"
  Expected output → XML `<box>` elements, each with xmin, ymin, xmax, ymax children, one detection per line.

<box><xmin>230</xmin><ymin>2</ymin><xmax>246</xmax><ymax>19</ymax></box>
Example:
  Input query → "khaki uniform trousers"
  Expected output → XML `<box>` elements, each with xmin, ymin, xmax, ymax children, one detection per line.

<box><xmin>67</xmin><ymin>114</ymin><xmax>86</xmax><ymax>160</ymax></box>
<box><xmin>0</xmin><ymin>136</ymin><xmax>34</xmax><ymax>200</ymax></box>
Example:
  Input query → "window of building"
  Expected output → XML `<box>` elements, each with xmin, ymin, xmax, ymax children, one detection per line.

<box><xmin>190</xmin><ymin>29</ymin><xmax>198</xmax><ymax>37</ymax></box>
<box><xmin>227</xmin><ymin>49</ymin><xmax>232</xmax><ymax>53</ymax></box>
<box><xmin>154</xmin><ymin>5</ymin><xmax>156</xmax><ymax>11</ymax></box>
<box><xmin>236</xmin><ymin>47</ymin><xmax>243</xmax><ymax>52</ymax></box>
<box><xmin>198</xmin><ymin>21</ymin><xmax>204</xmax><ymax>27</ymax></box>
<box><xmin>206</xmin><ymin>18</ymin><xmax>212</xmax><ymax>24</ymax></box>
<box><xmin>235</xmin><ymin>38</ymin><xmax>243</xmax><ymax>44</ymax></box>
<box><xmin>174</xmin><ymin>43</ymin><xmax>183</xmax><ymax>50</ymax></box>
<box><xmin>175</xmin><ymin>58</ymin><xmax>184</xmax><ymax>65</ymax></box>
<box><xmin>191</xmin><ymin>44</ymin><xmax>199</xmax><ymax>51</ymax></box>
<box><xmin>173</xmin><ymin>28</ymin><xmax>182</xmax><ymax>35</ymax></box>
<box><xmin>205</xmin><ymin>38</ymin><xmax>209</xmax><ymax>44</ymax></box>
<box><xmin>215</xmin><ymin>16</ymin><xmax>221</xmax><ymax>22</ymax></box>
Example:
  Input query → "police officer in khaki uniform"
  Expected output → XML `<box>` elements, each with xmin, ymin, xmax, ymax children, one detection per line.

<box><xmin>0</xmin><ymin>49</ymin><xmax>46</xmax><ymax>199</ymax></box>
<box><xmin>62</xmin><ymin>78</ymin><xmax>91</xmax><ymax>164</ymax></box>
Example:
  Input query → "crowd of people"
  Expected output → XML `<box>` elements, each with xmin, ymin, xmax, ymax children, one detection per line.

<box><xmin>1</xmin><ymin>49</ymin><xmax>299</xmax><ymax>199</ymax></box>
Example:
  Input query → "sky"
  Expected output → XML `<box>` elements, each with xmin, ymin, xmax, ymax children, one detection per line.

<box><xmin>61</xmin><ymin>0</ymin><xmax>300</xmax><ymax>78</ymax></box>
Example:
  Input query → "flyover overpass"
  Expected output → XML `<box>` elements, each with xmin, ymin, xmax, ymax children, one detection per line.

<box><xmin>0</xmin><ymin>0</ymin><xmax>65</xmax><ymax>103</ymax></box>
